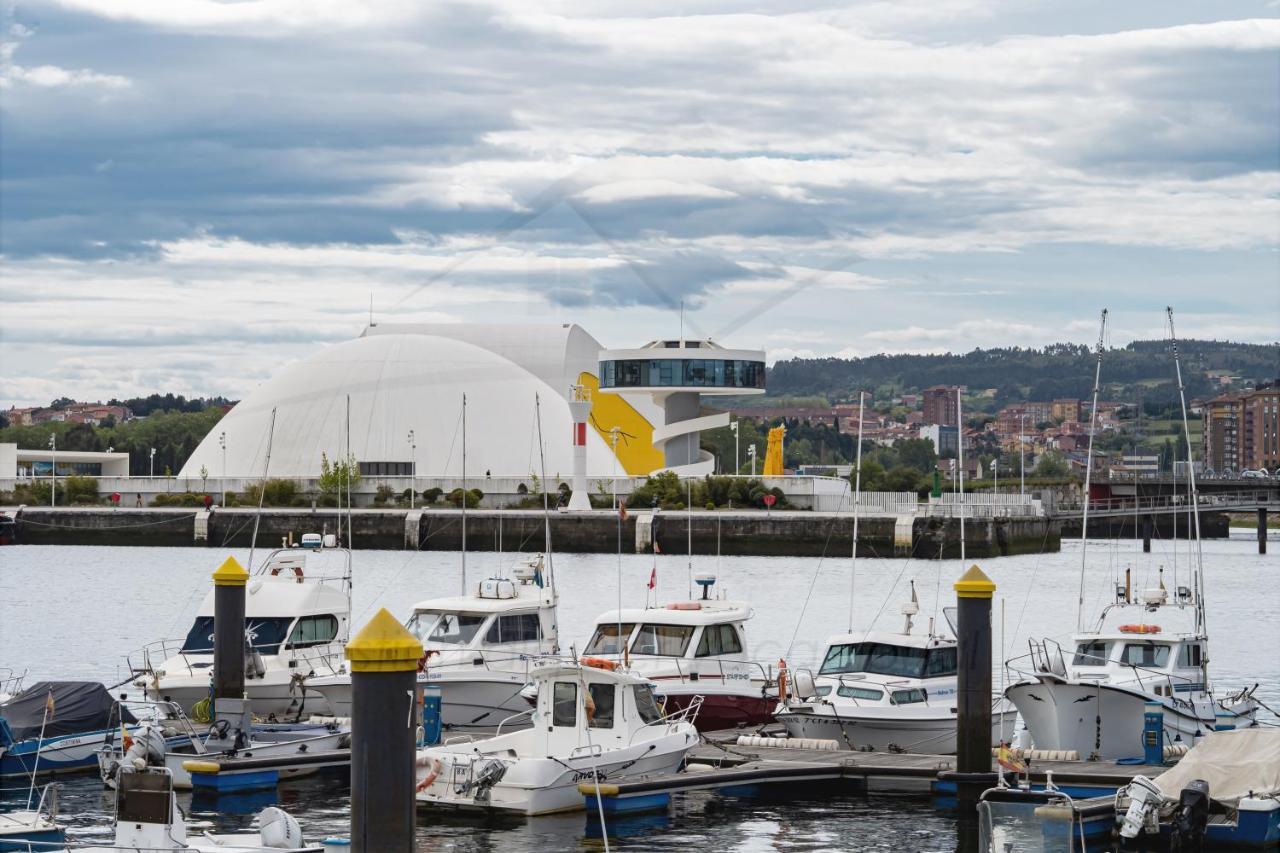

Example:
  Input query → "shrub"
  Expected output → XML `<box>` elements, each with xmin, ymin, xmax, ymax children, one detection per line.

<box><xmin>62</xmin><ymin>475</ymin><xmax>100</xmax><ymax>505</ymax></box>
<box><xmin>372</xmin><ymin>484</ymin><xmax>396</xmax><ymax>506</ymax></box>
<box><xmin>152</xmin><ymin>492</ymin><xmax>207</xmax><ymax>507</ymax></box>
<box><xmin>239</xmin><ymin>478</ymin><xmax>302</xmax><ymax>507</ymax></box>
<box><xmin>447</xmin><ymin>487</ymin><xmax>483</xmax><ymax>508</ymax></box>
<box><xmin>422</xmin><ymin>487</ymin><xmax>444</xmax><ymax>504</ymax></box>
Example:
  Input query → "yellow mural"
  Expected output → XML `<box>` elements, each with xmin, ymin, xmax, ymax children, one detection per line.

<box><xmin>577</xmin><ymin>372</ymin><xmax>665</xmax><ymax>475</ymax></box>
<box><xmin>762</xmin><ymin>425</ymin><xmax>785</xmax><ymax>476</ymax></box>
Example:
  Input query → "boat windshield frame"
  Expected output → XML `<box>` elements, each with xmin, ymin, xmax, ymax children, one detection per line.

<box><xmin>818</xmin><ymin>641</ymin><xmax>953</xmax><ymax>680</ymax></box>
<box><xmin>404</xmin><ymin>610</ymin><xmax>490</xmax><ymax>647</ymax></box>
<box><xmin>629</xmin><ymin>623</ymin><xmax>695</xmax><ymax>657</ymax></box>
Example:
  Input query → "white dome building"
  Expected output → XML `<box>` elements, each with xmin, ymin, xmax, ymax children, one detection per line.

<box><xmin>180</xmin><ymin>325</ymin><xmax>661</xmax><ymax>481</ymax></box>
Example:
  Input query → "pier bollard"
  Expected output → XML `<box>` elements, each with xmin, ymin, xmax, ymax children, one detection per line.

<box><xmin>954</xmin><ymin>564</ymin><xmax>996</xmax><ymax>818</ymax></box>
<box><xmin>346</xmin><ymin>608</ymin><xmax>423</xmax><ymax>853</ymax></box>
<box><xmin>210</xmin><ymin>556</ymin><xmax>254</xmax><ymax>743</ymax></box>
<box><xmin>1142</xmin><ymin>515</ymin><xmax>1152</xmax><ymax>553</ymax></box>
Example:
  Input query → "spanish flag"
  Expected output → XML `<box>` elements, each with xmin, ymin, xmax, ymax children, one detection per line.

<box><xmin>44</xmin><ymin>689</ymin><xmax>55</xmax><ymax>720</ymax></box>
<box><xmin>121</xmin><ymin>720</ymin><xmax>133</xmax><ymax>752</ymax></box>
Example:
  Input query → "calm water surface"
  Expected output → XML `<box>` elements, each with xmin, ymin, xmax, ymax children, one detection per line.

<box><xmin>1</xmin><ymin>531</ymin><xmax>1275</xmax><ymax>850</ymax></box>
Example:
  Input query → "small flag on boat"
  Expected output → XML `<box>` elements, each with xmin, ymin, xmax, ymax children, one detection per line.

<box><xmin>44</xmin><ymin>689</ymin><xmax>55</xmax><ymax>719</ymax></box>
<box><xmin>997</xmin><ymin>742</ymin><xmax>1024</xmax><ymax>773</ymax></box>
<box><xmin>648</xmin><ymin>566</ymin><xmax>657</xmax><ymax>590</ymax></box>
<box><xmin>619</xmin><ymin>500</ymin><xmax>628</xmax><ymax>521</ymax></box>
<box><xmin>120</xmin><ymin>720</ymin><xmax>133</xmax><ymax>751</ymax></box>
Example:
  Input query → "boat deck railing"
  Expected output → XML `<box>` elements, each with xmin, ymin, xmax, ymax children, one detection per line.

<box><xmin>639</xmin><ymin>657</ymin><xmax>776</xmax><ymax>693</ymax></box>
<box><xmin>0</xmin><ymin>666</ymin><xmax>27</xmax><ymax>699</ymax></box>
<box><xmin>1006</xmin><ymin>640</ymin><xmax>1207</xmax><ymax>710</ymax></box>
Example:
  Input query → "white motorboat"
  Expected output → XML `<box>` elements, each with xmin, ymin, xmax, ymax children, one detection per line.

<box><xmin>80</xmin><ymin>753</ymin><xmax>323</xmax><ymax>852</ymax></box>
<box><xmin>1005</xmin><ymin>582</ymin><xmax>1258</xmax><ymax>760</ymax></box>
<box><xmin>310</xmin><ymin>556</ymin><xmax>557</xmax><ymax>730</ymax></box>
<box><xmin>1005</xmin><ymin>311</ymin><xmax>1258</xmax><ymax>760</ymax></box>
<box><xmin>776</xmin><ymin>589</ymin><xmax>1015</xmax><ymax>753</ymax></box>
<box><xmin>0</xmin><ymin>782</ymin><xmax>64</xmax><ymax>851</ymax></box>
<box><xmin>414</xmin><ymin>658</ymin><xmax>699</xmax><ymax>815</ymax></box>
<box><xmin>96</xmin><ymin>701</ymin><xmax>348</xmax><ymax>790</ymax></box>
<box><xmin>581</xmin><ymin>575</ymin><xmax>776</xmax><ymax>732</ymax></box>
<box><xmin>132</xmin><ymin>541</ymin><xmax>351</xmax><ymax>719</ymax></box>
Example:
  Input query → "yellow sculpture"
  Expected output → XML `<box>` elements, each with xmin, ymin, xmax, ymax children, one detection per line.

<box><xmin>762</xmin><ymin>425</ymin><xmax>785</xmax><ymax>476</ymax></box>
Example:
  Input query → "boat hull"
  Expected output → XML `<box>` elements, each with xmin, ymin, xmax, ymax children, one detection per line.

<box><xmin>656</xmin><ymin>688</ymin><xmax>774</xmax><ymax>732</ymax></box>
<box><xmin>312</xmin><ymin>670</ymin><xmax>534</xmax><ymax>730</ymax></box>
<box><xmin>417</xmin><ymin>731</ymin><xmax>695</xmax><ymax>815</ymax></box>
<box><xmin>0</xmin><ymin>727</ymin><xmax>167</xmax><ymax>778</ymax></box>
<box><xmin>146</xmin><ymin>674</ymin><xmax>331</xmax><ymax>719</ymax></box>
<box><xmin>776</xmin><ymin>707</ymin><xmax>1018</xmax><ymax>754</ymax></box>
<box><xmin>1006</xmin><ymin>678</ymin><xmax>1254</xmax><ymax>760</ymax></box>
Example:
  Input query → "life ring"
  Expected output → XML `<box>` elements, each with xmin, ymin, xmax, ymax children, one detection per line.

<box><xmin>269</xmin><ymin>565</ymin><xmax>305</xmax><ymax>583</ymax></box>
<box><xmin>415</xmin><ymin>756</ymin><xmax>442</xmax><ymax>792</ymax></box>
<box><xmin>580</xmin><ymin>656</ymin><xmax>619</xmax><ymax>671</ymax></box>
<box><xmin>777</xmin><ymin>658</ymin><xmax>788</xmax><ymax>703</ymax></box>
<box><xmin>1119</xmin><ymin>624</ymin><xmax>1161</xmax><ymax>634</ymax></box>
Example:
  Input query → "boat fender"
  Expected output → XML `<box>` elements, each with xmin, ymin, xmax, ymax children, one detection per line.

<box><xmin>415</xmin><ymin>756</ymin><xmax>443</xmax><ymax>792</ymax></box>
<box><xmin>777</xmin><ymin>659</ymin><xmax>788</xmax><ymax>703</ymax></box>
<box><xmin>269</xmin><ymin>565</ymin><xmax>305</xmax><ymax>583</ymax></box>
<box><xmin>258</xmin><ymin>806</ymin><xmax>304</xmax><ymax>849</ymax></box>
<box><xmin>685</xmin><ymin>762</ymin><xmax>716</xmax><ymax>773</ymax></box>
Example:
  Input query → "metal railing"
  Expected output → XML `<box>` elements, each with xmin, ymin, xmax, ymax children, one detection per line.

<box><xmin>1006</xmin><ymin>641</ymin><xmax>1205</xmax><ymax>710</ymax></box>
<box><xmin>1051</xmin><ymin>489</ymin><xmax>1278</xmax><ymax>518</ymax></box>
<box><xmin>634</xmin><ymin>657</ymin><xmax>776</xmax><ymax>693</ymax></box>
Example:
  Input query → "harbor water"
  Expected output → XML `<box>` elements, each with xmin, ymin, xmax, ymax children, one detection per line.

<box><xmin>1</xmin><ymin>531</ymin><xmax>1275</xmax><ymax>850</ymax></box>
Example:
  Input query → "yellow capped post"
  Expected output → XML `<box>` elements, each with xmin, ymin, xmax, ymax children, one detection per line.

<box><xmin>348</xmin><ymin>608</ymin><xmax>423</xmax><ymax>851</ymax></box>
<box><xmin>211</xmin><ymin>555</ymin><xmax>249</xmax><ymax>587</ymax></box>
<box><xmin>954</xmin><ymin>564</ymin><xmax>996</xmax><ymax>599</ymax></box>
<box><xmin>345</xmin><ymin>608</ymin><xmax>424</xmax><ymax>673</ymax></box>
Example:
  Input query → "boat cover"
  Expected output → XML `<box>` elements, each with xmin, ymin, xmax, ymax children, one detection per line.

<box><xmin>0</xmin><ymin>681</ymin><xmax>136</xmax><ymax>743</ymax></box>
<box><xmin>1153</xmin><ymin>729</ymin><xmax>1280</xmax><ymax>806</ymax></box>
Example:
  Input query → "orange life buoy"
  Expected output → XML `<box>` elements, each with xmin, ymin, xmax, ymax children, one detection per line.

<box><xmin>777</xmin><ymin>658</ymin><xmax>788</xmax><ymax>702</ymax></box>
<box><xmin>415</xmin><ymin>757</ymin><xmax>442</xmax><ymax>792</ymax></box>
<box><xmin>269</xmin><ymin>565</ymin><xmax>305</xmax><ymax>583</ymax></box>
<box><xmin>1119</xmin><ymin>624</ymin><xmax>1161</xmax><ymax>634</ymax></box>
<box><xmin>580</xmin><ymin>656</ymin><xmax>619</xmax><ymax>671</ymax></box>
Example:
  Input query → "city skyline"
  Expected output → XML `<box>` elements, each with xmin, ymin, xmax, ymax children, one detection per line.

<box><xmin>2</xmin><ymin>1</ymin><xmax>1278</xmax><ymax>406</ymax></box>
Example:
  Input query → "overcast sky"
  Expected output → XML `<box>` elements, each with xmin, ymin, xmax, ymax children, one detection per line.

<box><xmin>2</xmin><ymin>1</ymin><xmax>1277</xmax><ymax>406</ymax></box>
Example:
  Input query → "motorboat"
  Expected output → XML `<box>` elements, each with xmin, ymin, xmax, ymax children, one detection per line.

<box><xmin>310</xmin><ymin>556</ymin><xmax>557</xmax><ymax>730</ymax></box>
<box><xmin>580</xmin><ymin>575</ymin><xmax>776</xmax><ymax>731</ymax></box>
<box><xmin>0</xmin><ymin>782</ymin><xmax>65</xmax><ymax>851</ymax></box>
<box><xmin>96</xmin><ymin>701</ymin><xmax>348</xmax><ymax>790</ymax></box>
<box><xmin>775</xmin><ymin>591</ymin><xmax>1016</xmax><ymax>753</ymax></box>
<box><xmin>131</xmin><ymin>540</ymin><xmax>352</xmax><ymax>719</ymax></box>
<box><xmin>1005</xmin><ymin>580</ymin><xmax>1258</xmax><ymax>761</ymax></box>
<box><xmin>1007</xmin><ymin>309</ymin><xmax>1259</xmax><ymax>761</ymax></box>
<box><xmin>414</xmin><ymin>658</ymin><xmax>699</xmax><ymax>815</ymax></box>
<box><xmin>0</xmin><ymin>681</ymin><xmax>149</xmax><ymax>778</ymax></box>
<box><xmin>1116</xmin><ymin>729</ymin><xmax>1279</xmax><ymax>849</ymax></box>
<box><xmin>79</xmin><ymin>749</ymin><xmax>324</xmax><ymax>852</ymax></box>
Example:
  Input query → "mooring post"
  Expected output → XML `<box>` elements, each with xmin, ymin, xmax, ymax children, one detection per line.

<box><xmin>954</xmin><ymin>564</ymin><xmax>997</xmax><ymax>820</ymax></box>
<box><xmin>346</xmin><ymin>608</ymin><xmax>423</xmax><ymax>853</ymax></box>
<box><xmin>210</xmin><ymin>556</ymin><xmax>253</xmax><ymax>744</ymax></box>
<box><xmin>1258</xmin><ymin>508</ymin><xmax>1267</xmax><ymax>555</ymax></box>
<box><xmin>1142</xmin><ymin>515</ymin><xmax>1152</xmax><ymax>553</ymax></box>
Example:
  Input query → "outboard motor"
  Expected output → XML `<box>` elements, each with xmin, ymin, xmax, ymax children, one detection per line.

<box><xmin>258</xmin><ymin>806</ymin><xmax>304</xmax><ymax>849</ymax></box>
<box><xmin>1119</xmin><ymin>774</ymin><xmax>1164</xmax><ymax>839</ymax></box>
<box><xmin>1170</xmin><ymin>779</ymin><xmax>1210</xmax><ymax>853</ymax></box>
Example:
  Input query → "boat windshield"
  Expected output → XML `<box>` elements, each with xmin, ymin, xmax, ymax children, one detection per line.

<box><xmin>180</xmin><ymin>617</ymin><xmax>293</xmax><ymax>654</ymax></box>
<box><xmin>633</xmin><ymin>684</ymin><xmax>663</xmax><ymax>723</ymax></box>
<box><xmin>404</xmin><ymin>611</ymin><xmax>488</xmax><ymax>646</ymax></box>
<box><xmin>584</xmin><ymin>623</ymin><xmax>636</xmax><ymax>655</ymax></box>
<box><xmin>819</xmin><ymin>642</ymin><xmax>929</xmax><ymax>679</ymax></box>
<box><xmin>630</xmin><ymin>624</ymin><xmax>694</xmax><ymax>657</ymax></box>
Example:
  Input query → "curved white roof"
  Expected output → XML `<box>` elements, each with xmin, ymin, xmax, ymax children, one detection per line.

<box><xmin>180</xmin><ymin>333</ymin><xmax>627</xmax><ymax>478</ymax></box>
<box><xmin>591</xmin><ymin>600</ymin><xmax>755</xmax><ymax>627</ymax></box>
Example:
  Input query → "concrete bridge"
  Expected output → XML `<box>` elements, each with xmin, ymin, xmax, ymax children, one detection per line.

<box><xmin>1050</xmin><ymin>488</ymin><xmax>1278</xmax><ymax>554</ymax></box>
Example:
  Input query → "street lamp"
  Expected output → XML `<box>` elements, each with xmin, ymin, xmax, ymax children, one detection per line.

<box><xmin>48</xmin><ymin>433</ymin><xmax>56</xmax><ymax>507</ymax></box>
<box><xmin>747</xmin><ymin>443</ymin><xmax>757</xmax><ymax>477</ymax></box>
<box><xmin>991</xmin><ymin>458</ymin><xmax>999</xmax><ymax>495</ymax></box>
<box><xmin>1019</xmin><ymin>413</ymin><xmax>1026</xmax><ymax>496</ymax></box>
<box><xmin>609</xmin><ymin>427</ymin><xmax>621</xmax><ymax>510</ymax></box>
<box><xmin>407</xmin><ymin>430</ymin><xmax>416</xmax><ymax>509</ymax></box>
<box><xmin>729</xmin><ymin>419</ymin><xmax>740</xmax><ymax>476</ymax></box>
<box><xmin>218</xmin><ymin>431</ymin><xmax>227</xmax><ymax>505</ymax></box>
<box><xmin>149</xmin><ymin>446</ymin><xmax>156</xmax><ymax>479</ymax></box>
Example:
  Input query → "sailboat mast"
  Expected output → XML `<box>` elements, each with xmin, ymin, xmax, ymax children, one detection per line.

<box><xmin>958</xmin><ymin>388</ymin><xmax>965</xmax><ymax>566</ymax></box>
<box><xmin>1076</xmin><ymin>309</ymin><xmax>1107</xmax><ymax>632</ymax></box>
<box><xmin>848</xmin><ymin>390</ymin><xmax>865</xmax><ymax>632</ymax></box>
<box><xmin>533</xmin><ymin>393</ymin><xmax>558</xmax><ymax>651</ymax></box>
<box><xmin>1167</xmin><ymin>307</ymin><xmax>1205</xmax><ymax>633</ymax></box>
<box><xmin>461</xmin><ymin>393</ymin><xmax>467</xmax><ymax>597</ymax></box>
<box><xmin>248</xmin><ymin>407</ymin><xmax>278</xmax><ymax>573</ymax></box>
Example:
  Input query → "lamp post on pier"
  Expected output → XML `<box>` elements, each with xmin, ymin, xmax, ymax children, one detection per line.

<box><xmin>149</xmin><ymin>446</ymin><xmax>156</xmax><ymax>479</ymax></box>
<box><xmin>407</xmin><ymin>430</ymin><xmax>416</xmax><ymax>509</ymax></box>
<box><xmin>747</xmin><ymin>443</ymin><xmax>757</xmax><ymax>477</ymax></box>
<box><xmin>730</xmin><ymin>419</ymin><xmax>740</xmax><ymax>475</ymax></box>
<box><xmin>218</xmin><ymin>431</ymin><xmax>227</xmax><ymax>505</ymax></box>
<box><xmin>48</xmin><ymin>434</ymin><xmax>56</xmax><ymax>507</ymax></box>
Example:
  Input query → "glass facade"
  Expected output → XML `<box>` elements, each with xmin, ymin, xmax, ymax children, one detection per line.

<box><xmin>599</xmin><ymin>358</ymin><xmax>766</xmax><ymax>390</ymax></box>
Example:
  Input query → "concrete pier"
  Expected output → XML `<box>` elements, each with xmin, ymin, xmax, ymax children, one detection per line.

<box><xmin>5</xmin><ymin>506</ymin><xmax>1064</xmax><ymax>558</ymax></box>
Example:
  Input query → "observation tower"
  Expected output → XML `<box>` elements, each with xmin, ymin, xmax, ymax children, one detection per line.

<box><xmin>597</xmin><ymin>339</ymin><xmax>766</xmax><ymax>475</ymax></box>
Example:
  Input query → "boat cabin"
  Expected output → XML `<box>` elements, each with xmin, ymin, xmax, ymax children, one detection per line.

<box><xmin>584</xmin><ymin>600</ymin><xmax>753</xmax><ymax>669</ymax></box>
<box><xmin>404</xmin><ymin>576</ymin><xmax>557</xmax><ymax>665</ymax></box>
<box><xmin>527</xmin><ymin>661</ymin><xmax>670</xmax><ymax>752</ymax></box>
<box><xmin>807</xmin><ymin>629</ymin><xmax>958</xmax><ymax>703</ymax></box>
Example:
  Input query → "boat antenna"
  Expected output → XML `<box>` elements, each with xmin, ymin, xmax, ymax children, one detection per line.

<box><xmin>1166</xmin><ymin>307</ymin><xmax>1205</xmax><ymax>633</ymax></box>
<box><xmin>461</xmin><ymin>392</ymin><xmax>467</xmax><ymax>597</ymax></box>
<box><xmin>247</xmin><ymin>406</ymin><xmax>277</xmax><ymax>573</ymax></box>
<box><xmin>1076</xmin><ymin>309</ymin><xmax>1107</xmax><ymax>632</ymax></box>
<box><xmin>533</xmin><ymin>393</ymin><xmax>559</xmax><ymax>651</ymax></box>
<box><xmin>345</xmin><ymin>394</ymin><xmax>353</xmax><ymax>595</ymax></box>
<box><xmin>958</xmin><ymin>387</ymin><xmax>965</xmax><ymax>568</ymax></box>
<box><xmin>848</xmin><ymin>389</ymin><xmax>866</xmax><ymax>632</ymax></box>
